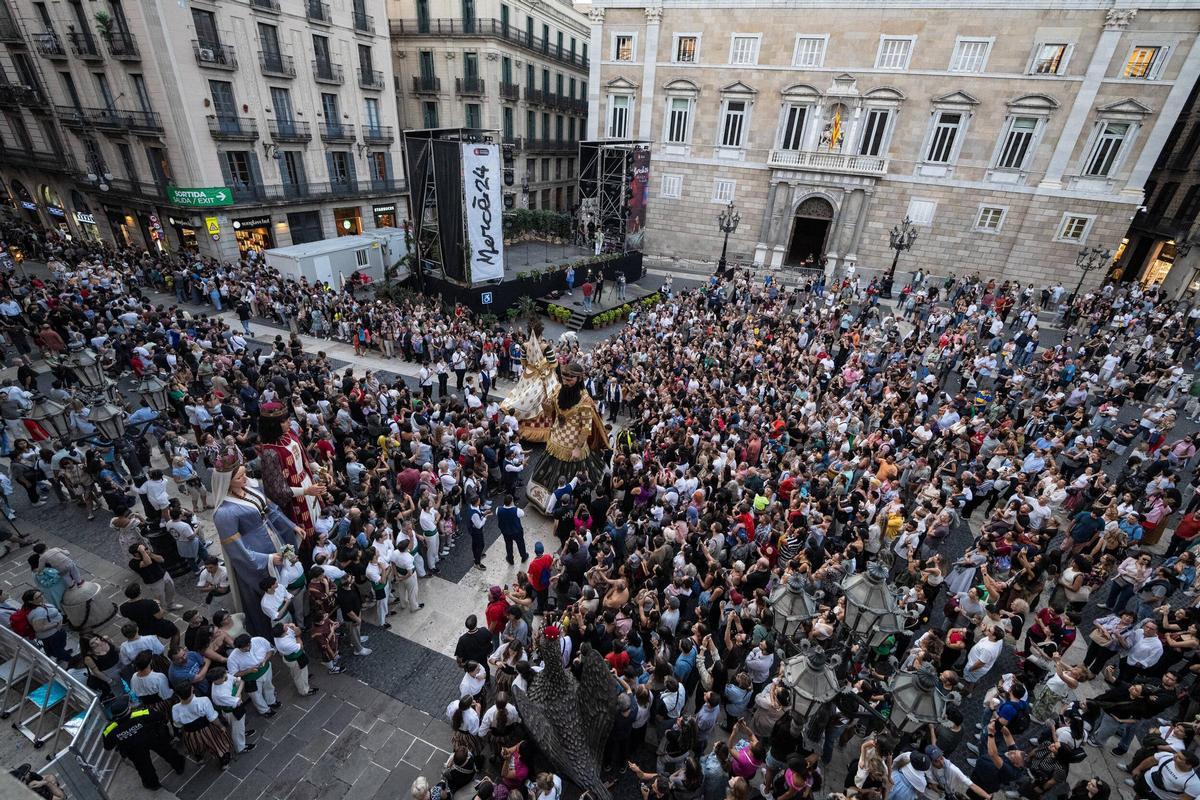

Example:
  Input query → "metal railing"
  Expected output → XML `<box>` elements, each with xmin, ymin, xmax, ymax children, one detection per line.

<box><xmin>358</xmin><ymin>67</ymin><xmax>383</xmax><ymax>89</ymax></box>
<box><xmin>104</xmin><ymin>30</ymin><xmax>139</xmax><ymax>59</ymax></box>
<box><xmin>362</xmin><ymin>125</ymin><xmax>393</xmax><ymax>144</ymax></box>
<box><xmin>351</xmin><ymin>9</ymin><xmax>373</xmax><ymax>32</ymax></box>
<box><xmin>32</xmin><ymin>32</ymin><xmax>66</xmax><ymax>57</ymax></box>
<box><xmin>499</xmin><ymin>81</ymin><xmax>519</xmax><ymax>101</ymax></box>
<box><xmin>67</xmin><ymin>31</ymin><xmax>101</xmax><ymax>58</ymax></box>
<box><xmin>0</xmin><ymin>14</ymin><xmax>21</xmax><ymax>42</ymax></box>
<box><xmin>54</xmin><ymin>105</ymin><xmax>163</xmax><ymax>133</ymax></box>
<box><xmin>221</xmin><ymin>178</ymin><xmax>404</xmax><ymax>203</ymax></box>
<box><xmin>0</xmin><ymin>625</ymin><xmax>110</xmax><ymax>772</ymax></box>
<box><xmin>1</xmin><ymin>83</ymin><xmax>45</xmax><ymax>106</ymax></box>
<box><xmin>524</xmin><ymin>87</ymin><xmax>546</xmax><ymax>105</ymax></box>
<box><xmin>268</xmin><ymin>119</ymin><xmax>311</xmax><ymax>142</ymax></box>
<box><xmin>208</xmin><ymin>115</ymin><xmax>259</xmax><ymax>140</ymax></box>
<box><xmin>319</xmin><ymin>122</ymin><xmax>355</xmax><ymax>142</ymax></box>
<box><xmin>313</xmin><ymin>59</ymin><xmax>343</xmax><ymax>84</ymax></box>
<box><xmin>250</xmin><ymin>0</ymin><xmax>280</xmax><ymax>11</ymax></box>
<box><xmin>194</xmin><ymin>39</ymin><xmax>237</xmax><ymax>69</ymax></box>
<box><xmin>390</xmin><ymin>18</ymin><xmax>589</xmax><ymax>69</ymax></box>
<box><xmin>306</xmin><ymin>0</ymin><xmax>330</xmax><ymax>23</ymax></box>
<box><xmin>525</xmin><ymin>138</ymin><xmax>574</xmax><ymax>153</ymax></box>
<box><xmin>411</xmin><ymin>75</ymin><xmax>440</xmax><ymax>93</ymax></box>
<box><xmin>456</xmin><ymin>76</ymin><xmax>484</xmax><ymax>95</ymax></box>
<box><xmin>259</xmin><ymin>50</ymin><xmax>295</xmax><ymax>77</ymax></box>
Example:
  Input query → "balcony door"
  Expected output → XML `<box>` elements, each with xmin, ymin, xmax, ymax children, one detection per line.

<box><xmin>191</xmin><ymin>8</ymin><xmax>219</xmax><ymax>46</ymax></box>
<box><xmin>259</xmin><ymin>23</ymin><xmax>281</xmax><ymax>61</ymax></box>
<box><xmin>280</xmin><ymin>151</ymin><xmax>306</xmax><ymax>197</ymax></box>
<box><xmin>209</xmin><ymin>80</ymin><xmax>239</xmax><ymax>133</ymax></box>
<box><xmin>321</xmin><ymin>92</ymin><xmax>341</xmax><ymax>135</ymax></box>
<box><xmin>271</xmin><ymin>87</ymin><xmax>295</xmax><ymax>135</ymax></box>
<box><xmin>364</xmin><ymin>97</ymin><xmax>381</xmax><ymax>135</ymax></box>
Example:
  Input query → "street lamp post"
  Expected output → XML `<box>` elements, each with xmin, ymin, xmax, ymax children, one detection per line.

<box><xmin>882</xmin><ymin>216</ymin><xmax>918</xmax><ymax>299</ymax></box>
<box><xmin>716</xmin><ymin>201</ymin><xmax>740</xmax><ymax>277</ymax></box>
<box><xmin>1069</xmin><ymin>245</ymin><xmax>1112</xmax><ymax>307</ymax></box>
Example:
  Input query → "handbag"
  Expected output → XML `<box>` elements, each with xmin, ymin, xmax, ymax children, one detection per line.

<box><xmin>1088</xmin><ymin>627</ymin><xmax>1111</xmax><ymax>647</ymax></box>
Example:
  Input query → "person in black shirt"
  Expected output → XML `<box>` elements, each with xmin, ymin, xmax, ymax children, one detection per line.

<box><xmin>335</xmin><ymin>579</ymin><xmax>369</xmax><ymax>656</ymax></box>
<box><xmin>118</xmin><ymin>583</ymin><xmax>179</xmax><ymax>649</ymax></box>
<box><xmin>455</xmin><ymin>615</ymin><xmax>493</xmax><ymax>678</ymax></box>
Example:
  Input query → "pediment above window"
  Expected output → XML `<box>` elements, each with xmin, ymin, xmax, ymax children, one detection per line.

<box><xmin>864</xmin><ymin>86</ymin><xmax>905</xmax><ymax>102</ymax></box>
<box><xmin>606</xmin><ymin>76</ymin><xmax>639</xmax><ymax>91</ymax></box>
<box><xmin>1097</xmin><ymin>97</ymin><xmax>1154</xmax><ymax>117</ymax></box>
<box><xmin>663</xmin><ymin>78</ymin><xmax>700</xmax><ymax>96</ymax></box>
<box><xmin>1008</xmin><ymin>93</ymin><xmax>1060</xmax><ymax>111</ymax></box>
<box><xmin>720</xmin><ymin>80</ymin><xmax>757</xmax><ymax>95</ymax></box>
<box><xmin>932</xmin><ymin>90</ymin><xmax>981</xmax><ymax>107</ymax></box>
<box><xmin>781</xmin><ymin>83</ymin><xmax>822</xmax><ymax>101</ymax></box>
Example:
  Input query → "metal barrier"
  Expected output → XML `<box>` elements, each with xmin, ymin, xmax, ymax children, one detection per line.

<box><xmin>0</xmin><ymin>625</ymin><xmax>117</xmax><ymax>797</ymax></box>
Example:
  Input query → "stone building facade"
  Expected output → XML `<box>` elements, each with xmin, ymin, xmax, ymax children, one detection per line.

<box><xmin>586</xmin><ymin>0</ymin><xmax>1200</xmax><ymax>288</ymax></box>
<box><xmin>388</xmin><ymin>0</ymin><xmax>589</xmax><ymax>212</ymax></box>
<box><xmin>0</xmin><ymin>0</ymin><xmax>405</xmax><ymax>260</ymax></box>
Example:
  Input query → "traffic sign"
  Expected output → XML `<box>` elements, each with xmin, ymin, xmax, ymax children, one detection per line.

<box><xmin>481</xmin><ymin>291</ymin><xmax>493</xmax><ymax>305</ymax></box>
<box><xmin>168</xmin><ymin>186</ymin><xmax>234</xmax><ymax>207</ymax></box>
<box><xmin>205</xmin><ymin>216</ymin><xmax>221</xmax><ymax>236</ymax></box>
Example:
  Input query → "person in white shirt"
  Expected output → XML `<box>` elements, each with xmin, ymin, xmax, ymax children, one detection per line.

<box><xmin>365</xmin><ymin>550</ymin><xmax>390</xmax><ymax>627</ymax></box>
<box><xmin>226</xmin><ymin>634</ymin><xmax>278</xmax><ymax>715</ymax></box>
<box><xmin>258</xmin><ymin>576</ymin><xmax>292</xmax><ymax>626</ymax></box>
<box><xmin>272</xmin><ymin>621</ymin><xmax>317</xmax><ymax>697</ymax></box>
<box><xmin>133</xmin><ymin>469</ymin><xmax>172</xmax><ymax>522</ymax></box>
<box><xmin>119</xmin><ymin>622</ymin><xmax>165</xmax><ymax>666</ymax></box>
<box><xmin>196</xmin><ymin>558</ymin><xmax>231</xmax><ymax>606</ymax></box>
<box><xmin>209</xmin><ymin>665</ymin><xmax>256</xmax><ymax>754</ymax></box>
<box><xmin>277</xmin><ymin>549</ymin><xmax>307</xmax><ymax>625</ymax></box>
<box><xmin>389</xmin><ymin>538</ymin><xmax>422</xmax><ymax>613</ymax></box>
<box><xmin>171</xmin><ymin>681</ymin><xmax>233</xmax><ymax>768</ymax></box>
<box><xmin>129</xmin><ymin>650</ymin><xmax>173</xmax><ymax>709</ymax></box>
<box><xmin>1134</xmin><ymin>750</ymin><xmax>1200</xmax><ymax>800</ymax></box>
<box><xmin>418</xmin><ymin>499</ymin><xmax>440</xmax><ymax>573</ymax></box>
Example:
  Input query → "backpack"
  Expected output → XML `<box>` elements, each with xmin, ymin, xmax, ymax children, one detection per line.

<box><xmin>1008</xmin><ymin>702</ymin><xmax>1032</xmax><ymax>735</ymax></box>
<box><xmin>9</xmin><ymin>607</ymin><xmax>34</xmax><ymax>640</ymax></box>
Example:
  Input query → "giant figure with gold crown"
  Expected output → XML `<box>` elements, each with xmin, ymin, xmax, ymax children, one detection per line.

<box><xmin>500</xmin><ymin>324</ymin><xmax>559</xmax><ymax>443</ymax></box>
<box><xmin>526</xmin><ymin>360</ymin><xmax>611</xmax><ymax>513</ymax></box>
<box><xmin>255</xmin><ymin>402</ymin><xmax>324</xmax><ymax>551</ymax></box>
<box><xmin>210</xmin><ymin>445</ymin><xmax>316</xmax><ymax>637</ymax></box>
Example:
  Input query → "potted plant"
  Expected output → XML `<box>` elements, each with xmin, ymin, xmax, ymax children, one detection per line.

<box><xmin>94</xmin><ymin>10</ymin><xmax>113</xmax><ymax>37</ymax></box>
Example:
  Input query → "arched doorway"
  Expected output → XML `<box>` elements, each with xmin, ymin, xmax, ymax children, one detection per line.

<box><xmin>786</xmin><ymin>196</ymin><xmax>834</xmax><ymax>267</ymax></box>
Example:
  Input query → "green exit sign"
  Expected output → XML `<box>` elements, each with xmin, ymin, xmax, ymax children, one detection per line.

<box><xmin>167</xmin><ymin>186</ymin><xmax>234</xmax><ymax>207</ymax></box>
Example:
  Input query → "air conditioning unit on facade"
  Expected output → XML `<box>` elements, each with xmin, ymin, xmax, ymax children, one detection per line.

<box><xmin>198</xmin><ymin>47</ymin><xmax>216</xmax><ymax>61</ymax></box>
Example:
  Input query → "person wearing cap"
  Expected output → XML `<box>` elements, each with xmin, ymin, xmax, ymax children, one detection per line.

<box><xmin>101</xmin><ymin>694</ymin><xmax>186</xmax><ymax>789</ymax></box>
<box><xmin>527</xmin><ymin>541</ymin><xmax>553</xmax><ymax>613</ymax></box>
<box><xmin>926</xmin><ymin>744</ymin><xmax>989</xmax><ymax>800</ymax></box>
<box><xmin>889</xmin><ymin>751</ymin><xmax>932</xmax><ymax>800</ymax></box>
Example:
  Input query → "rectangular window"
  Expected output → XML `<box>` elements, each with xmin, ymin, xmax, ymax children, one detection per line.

<box><xmin>950</xmin><ymin>38</ymin><xmax>990</xmax><ymax>72</ymax></box>
<box><xmin>502</xmin><ymin>106</ymin><xmax>513</xmax><ymax>138</ymax></box>
<box><xmin>906</xmin><ymin>198</ymin><xmax>936</xmax><ymax>226</ymax></box>
<box><xmin>792</xmin><ymin>35</ymin><xmax>826</xmax><ymax>68</ymax></box>
<box><xmin>613</xmin><ymin>33</ymin><xmax>634</xmax><ymax>61</ymax></box>
<box><xmin>355</xmin><ymin>249</ymin><xmax>369</xmax><ymax>267</ymax></box>
<box><xmin>224</xmin><ymin>151</ymin><xmax>254</xmax><ymax>187</ymax></box>
<box><xmin>502</xmin><ymin>56</ymin><xmax>512</xmax><ymax>85</ymax></box>
<box><xmin>526</xmin><ymin>109</ymin><xmax>536</xmax><ymax>136</ymax></box>
<box><xmin>418</xmin><ymin>50</ymin><xmax>435</xmax><ymax>79</ymax></box>
<box><xmin>1084</xmin><ymin>121</ymin><xmax>1130</xmax><ymax>176</ymax></box>
<box><xmin>720</xmin><ymin>100</ymin><xmax>747</xmax><ymax>148</ymax></box>
<box><xmin>1031</xmin><ymin>43</ymin><xmax>1068</xmax><ymax>74</ymax></box>
<box><xmin>607</xmin><ymin>95</ymin><xmax>629</xmax><ymax>138</ymax></box>
<box><xmin>1057</xmin><ymin>214</ymin><xmax>1092</xmax><ymax>242</ymax></box>
<box><xmin>661</xmin><ymin>174</ymin><xmax>682</xmax><ymax>198</ymax></box>
<box><xmin>365</xmin><ymin>97</ymin><xmax>381</xmax><ymax>130</ymax></box>
<box><xmin>996</xmin><ymin>116</ymin><xmax>1038</xmax><ymax>170</ymax></box>
<box><xmin>465</xmin><ymin>103</ymin><xmax>481</xmax><ymax>128</ymax></box>
<box><xmin>779</xmin><ymin>105</ymin><xmax>806</xmax><ymax>150</ymax></box>
<box><xmin>422</xmin><ymin>102</ymin><xmax>438</xmax><ymax>127</ymax></box>
<box><xmin>712</xmin><ymin>179</ymin><xmax>736</xmax><ymax>203</ymax></box>
<box><xmin>666</xmin><ymin>97</ymin><xmax>690</xmax><ymax>144</ymax></box>
<box><xmin>858</xmin><ymin>108</ymin><xmax>890</xmax><ymax>156</ymax></box>
<box><xmin>975</xmin><ymin>206</ymin><xmax>1006</xmax><ymax>232</ymax></box>
<box><xmin>729</xmin><ymin>34</ymin><xmax>759</xmax><ymax>65</ymax></box>
<box><xmin>1124</xmin><ymin>46</ymin><xmax>1164</xmax><ymax>79</ymax></box>
<box><xmin>569</xmin><ymin>77</ymin><xmax>576</xmax><ymax>98</ymax></box>
<box><xmin>875</xmin><ymin>36</ymin><xmax>914</xmax><ymax>70</ymax></box>
<box><xmin>131</xmin><ymin>74</ymin><xmax>153</xmax><ymax>113</ymax></box>
<box><xmin>674</xmin><ymin>34</ymin><xmax>698</xmax><ymax>63</ymax></box>
<box><xmin>925</xmin><ymin>112</ymin><xmax>962</xmax><ymax>163</ymax></box>
<box><xmin>463</xmin><ymin>51</ymin><xmax>479</xmax><ymax>80</ymax></box>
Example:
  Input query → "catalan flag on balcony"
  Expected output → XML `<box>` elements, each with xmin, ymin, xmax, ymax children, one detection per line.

<box><xmin>829</xmin><ymin>109</ymin><xmax>843</xmax><ymax>151</ymax></box>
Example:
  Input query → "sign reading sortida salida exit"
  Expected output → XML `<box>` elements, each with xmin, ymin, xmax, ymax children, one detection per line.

<box><xmin>166</xmin><ymin>186</ymin><xmax>234</xmax><ymax>207</ymax></box>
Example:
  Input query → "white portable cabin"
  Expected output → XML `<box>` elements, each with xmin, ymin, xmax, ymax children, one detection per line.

<box><xmin>263</xmin><ymin>228</ymin><xmax>409</xmax><ymax>288</ymax></box>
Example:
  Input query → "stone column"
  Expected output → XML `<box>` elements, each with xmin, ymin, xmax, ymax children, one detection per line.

<box><xmin>586</xmin><ymin>7</ymin><xmax>604</xmax><ymax>139</ymax></box>
<box><xmin>638</xmin><ymin>6</ymin><xmax>661</xmax><ymax>140</ymax></box>
<box><xmin>755</xmin><ymin>181</ymin><xmax>780</xmax><ymax>265</ymax></box>
<box><xmin>836</xmin><ymin>189</ymin><xmax>863</xmax><ymax>256</ymax></box>
<box><xmin>845</xmin><ymin>188</ymin><xmax>873</xmax><ymax>268</ymax></box>
<box><xmin>1040</xmin><ymin>8</ymin><xmax>1134</xmax><ymax>189</ymax></box>
<box><xmin>771</xmin><ymin>183</ymin><xmax>799</xmax><ymax>267</ymax></box>
<box><xmin>1125</xmin><ymin>33</ymin><xmax>1200</xmax><ymax>197</ymax></box>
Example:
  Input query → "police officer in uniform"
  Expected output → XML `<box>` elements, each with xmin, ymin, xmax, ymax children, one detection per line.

<box><xmin>101</xmin><ymin>695</ymin><xmax>186</xmax><ymax>789</ymax></box>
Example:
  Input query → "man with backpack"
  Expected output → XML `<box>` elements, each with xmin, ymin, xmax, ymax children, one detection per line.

<box><xmin>966</xmin><ymin>679</ymin><xmax>1031</xmax><ymax>757</ymax></box>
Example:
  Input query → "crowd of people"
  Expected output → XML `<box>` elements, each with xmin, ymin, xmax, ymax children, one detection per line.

<box><xmin>1</xmin><ymin>217</ymin><xmax>1200</xmax><ymax>800</ymax></box>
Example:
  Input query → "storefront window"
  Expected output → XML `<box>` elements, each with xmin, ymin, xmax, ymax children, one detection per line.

<box><xmin>335</xmin><ymin>207</ymin><xmax>363</xmax><ymax>236</ymax></box>
<box><xmin>372</xmin><ymin>204</ymin><xmax>397</xmax><ymax>228</ymax></box>
<box><xmin>232</xmin><ymin>216</ymin><xmax>275</xmax><ymax>255</ymax></box>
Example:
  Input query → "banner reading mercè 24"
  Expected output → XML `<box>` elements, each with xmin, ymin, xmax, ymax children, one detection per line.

<box><xmin>462</xmin><ymin>144</ymin><xmax>505</xmax><ymax>285</ymax></box>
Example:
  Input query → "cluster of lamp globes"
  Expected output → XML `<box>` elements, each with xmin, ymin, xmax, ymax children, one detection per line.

<box><xmin>767</xmin><ymin>561</ymin><xmax>958</xmax><ymax>734</ymax></box>
<box><xmin>28</xmin><ymin>343</ymin><xmax>171</xmax><ymax>443</ymax></box>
